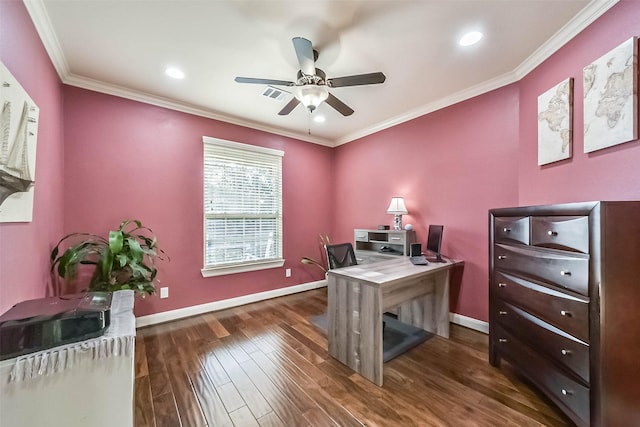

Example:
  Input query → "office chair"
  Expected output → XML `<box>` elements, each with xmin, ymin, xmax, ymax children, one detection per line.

<box><xmin>312</xmin><ymin>243</ymin><xmax>358</xmax><ymax>334</ymax></box>
<box><xmin>323</xmin><ymin>243</ymin><xmax>388</xmax><ymax>332</ymax></box>
<box><xmin>324</xmin><ymin>243</ymin><xmax>357</xmax><ymax>270</ymax></box>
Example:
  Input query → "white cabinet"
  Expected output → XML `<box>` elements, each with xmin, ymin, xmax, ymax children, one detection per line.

<box><xmin>0</xmin><ymin>291</ymin><xmax>135</xmax><ymax>427</ymax></box>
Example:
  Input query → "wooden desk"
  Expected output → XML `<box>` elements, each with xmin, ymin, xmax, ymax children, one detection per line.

<box><xmin>327</xmin><ymin>257</ymin><xmax>461</xmax><ymax>386</ymax></box>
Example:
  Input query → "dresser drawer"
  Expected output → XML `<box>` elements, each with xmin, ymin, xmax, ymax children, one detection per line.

<box><xmin>493</xmin><ymin>271</ymin><xmax>589</xmax><ymax>342</ymax></box>
<box><xmin>493</xmin><ymin>325</ymin><xmax>590</xmax><ymax>426</ymax></box>
<box><xmin>354</xmin><ymin>230</ymin><xmax>369</xmax><ymax>242</ymax></box>
<box><xmin>494</xmin><ymin>300</ymin><xmax>589</xmax><ymax>383</ymax></box>
<box><xmin>531</xmin><ymin>216</ymin><xmax>589</xmax><ymax>253</ymax></box>
<box><xmin>494</xmin><ymin>217</ymin><xmax>530</xmax><ymax>245</ymax></box>
<box><xmin>495</xmin><ymin>244</ymin><xmax>589</xmax><ymax>295</ymax></box>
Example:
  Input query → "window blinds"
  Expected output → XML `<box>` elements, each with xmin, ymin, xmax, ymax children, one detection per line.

<box><xmin>203</xmin><ymin>138</ymin><xmax>283</xmax><ymax>269</ymax></box>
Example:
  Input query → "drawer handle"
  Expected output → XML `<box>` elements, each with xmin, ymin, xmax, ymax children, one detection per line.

<box><xmin>561</xmin><ymin>389</ymin><xmax>574</xmax><ymax>396</ymax></box>
<box><xmin>498</xmin><ymin>283</ymin><xmax>507</xmax><ymax>288</ymax></box>
<box><xmin>560</xmin><ymin>310</ymin><xmax>572</xmax><ymax>317</ymax></box>
<box><xmin>561</xmin><ymin>349</ymin><xmax>572</xmax><ymax>356</ymax></box>
<box><xmin>560</xmin><ymin>270</ymin><xmax>571</xmax><ymax>276</ymax></box>
<box><xmin>548</xmin><ymin>230</ymin><xmax>558</xmax><ymax>236</ymax></box>
<box><xmin>503</xmin><ymin>227</ymin><xmax>511</xmax><ymax>233</ymax></box>
<box><xmin>498</xmin><ymin>311</ymin><xmax>507</xmax><ymax>316</ymax></box>
<box><xmin>497</xmin><ymin>255</ymin><xmax>507</xmax><ymax>260</ymax></box>
<box><xmin>498</xmin><ymin>338</ymin><xmax>508</xmax><ymax>343</ymax></box>
<box><xmin>390</xmin><ymin>237</ymin><xmax>401</xmax><ymax>241</ymax></box>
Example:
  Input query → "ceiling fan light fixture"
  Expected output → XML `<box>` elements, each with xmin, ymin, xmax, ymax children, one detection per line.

<box><xmin>295</xmin><ymin>85</ymin><xmax>329</xmax><ymax>112</ymax></box>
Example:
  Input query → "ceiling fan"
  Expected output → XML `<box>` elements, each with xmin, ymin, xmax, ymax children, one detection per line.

<box><xmin>234</xmin><ymin>37</ymin><xmax>386</xmax><ymax>116</ymax></box>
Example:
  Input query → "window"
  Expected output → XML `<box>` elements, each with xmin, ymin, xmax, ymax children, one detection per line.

<box><xmin>202</xmin><ymin>136</ymin><xmax>284</xmax><ymax>277</ymax></box>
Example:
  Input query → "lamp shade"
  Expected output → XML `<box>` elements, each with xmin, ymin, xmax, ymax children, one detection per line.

<box><xmin>295</xmin><ymin>85</ymin><xmax>329</xmax><ymax>112</ymax></box>
<box><xmin>386</xmin><ymin>197</ymin><xmax>408</xmax><ymax>214</ymax></box>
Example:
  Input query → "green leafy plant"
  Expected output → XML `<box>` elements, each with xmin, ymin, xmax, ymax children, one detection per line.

<box><xmin>50</xmin><ymin>219</ymin><xmax>168</xmax><ymax>296</ymax></box>
<box><xmin>301</xmin><ymin>234</ymin><xmax>331</xmax><ymax>274</ymax></box>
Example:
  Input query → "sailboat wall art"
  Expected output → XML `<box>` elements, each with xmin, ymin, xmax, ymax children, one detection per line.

<box><xmin>0</xmin><ymin>62</ymin><xmax>39</xmax><ymax>223</ymax></box>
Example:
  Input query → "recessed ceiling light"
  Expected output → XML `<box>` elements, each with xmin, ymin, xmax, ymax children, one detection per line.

<box><xmin>165</xmin><ymin>67</ymin><xmax>185</xmax><ymax>79</ymax></box>
<box><xmin>313</xmin><ymin>115</ymin><xmax>326</xmax><ymax>123</ymax></box>
<box><xmin>459</xmin><ymin>31</ymin><xmax>483</xmax><ymax>47</ymax></box>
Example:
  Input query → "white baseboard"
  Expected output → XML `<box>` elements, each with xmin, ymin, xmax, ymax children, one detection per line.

<box><xmin>136</xmin><ymin>279</ymin><xmax>327</xmax><ymax>328</ymax></box>
<box><xmin>449</xmin><ymin>312</ymin><xmax>489</xmax><ymax>334</ymax></box>
<box><xmin>137</xmin><ymin>279</ymin><xmax>489</xmax><ymax>335</ymax></box>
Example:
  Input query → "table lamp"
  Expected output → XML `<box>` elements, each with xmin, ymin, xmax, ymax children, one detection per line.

<box><xmin>387</xmin><ymin>197</ymin><xmax>408</xmax><ymax>230</ymax></box>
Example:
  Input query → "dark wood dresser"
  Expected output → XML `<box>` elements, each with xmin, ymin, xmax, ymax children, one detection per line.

<box><xmin>489</xmin><ymin>201</ymin><xmax>640</xmax><ymax>427</ymax></box>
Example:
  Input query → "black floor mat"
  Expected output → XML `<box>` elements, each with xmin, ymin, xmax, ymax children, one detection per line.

<box><xmin>311</xmin><ymin>313</ymin><xmax>433</xmax><ymax>362</ymax></box>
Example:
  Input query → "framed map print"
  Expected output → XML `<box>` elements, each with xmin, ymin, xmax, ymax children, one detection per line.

<box><xmin>583</xmin><ymin>36</ymin><xmax>638</xmax><ymax>153</ymax></box>
<box><xmin>538</xmin><ymin>77</ymin><xmax>573</xmax><ymax>165</ymax></box>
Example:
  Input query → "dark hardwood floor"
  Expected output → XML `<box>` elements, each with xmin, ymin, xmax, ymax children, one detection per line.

<box><xmin>134</xmin><ymin>288</ymin><xmax>572</xmax><ymax>427</ymax></box>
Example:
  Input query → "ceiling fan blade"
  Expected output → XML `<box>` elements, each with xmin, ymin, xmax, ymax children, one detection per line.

<box><xmin>292</xmin><ymin>37</ymin><xmax>316</xmax><ymax>76</ymax></box>
<box><xmin>278</xmin><ymin>97</ymin><xmax>300</xmax><ymax>115</ymax></box>
<box><xmin>325</xmin><ymin>93</ymin><xmax>354</xmax><ymax>116</ymax></box>
<box><xmin>235</xmin><ymin>77</ymin><xmax>294</xmax><ymax>86</ymax></box>
<box><xmin>327</xmin><ymin>72</ymin><xmax>386</xmax><ymax>88</ymax></box>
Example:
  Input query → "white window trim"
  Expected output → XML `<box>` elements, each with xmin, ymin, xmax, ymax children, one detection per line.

<box><xmin>201</xmin><ymin>136</ymin><xmax>284</xmax><ymax>276</ymax></box>
<box><xmin>203</xmin><ymin>136</ymin><xmax>285</xmax><ymax>158</ymax></box>
<box><xmin>201</xmin><ymin>259</ymin><xmax>285</xmax><ymax>277</ymax></box>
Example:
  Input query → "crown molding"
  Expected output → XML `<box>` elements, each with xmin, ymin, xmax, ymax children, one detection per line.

<box><xmin>336</xmin><ymin>0</ymin><xmax>620</xmax><ymax>146</ymax></box>
<box><xmin>22</xmin><ymin>0</ymin><xmax>334</xmax><ymax>147</ymax></box>
<box><xmin>23</xmin><ymin>0</ymin><xmax>69</xmax><ymax>79</ymax></box>
<box><xmin>514</xmin><ymin>0</ymin><xmax>619</xmax><ymax>79</ymax></box>
<box><xmin>24</xmin><ymin>0</ymin><xmax>619</xmax><ymax>148</ymax></box>
<box><xmin>63</xmin><ymin>73</ymin><xmax>335</xmax><ymax>147</ymax></box>
<box><xmin>334</xmin><ymin>70</ymin><xmax>520</xmax><ymax>146</ymax></box>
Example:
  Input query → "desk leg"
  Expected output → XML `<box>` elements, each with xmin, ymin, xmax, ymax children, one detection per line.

<box><xmin>397</xmin><ymin>270</ymin><xmax>450</xmax><ymax>338</ymax></box>
<box><xmin>359</xmin><ymin>283</ymin><xmax>383</xmax><ymax>386</ymax></box>
<box><xmin>328</xmin><ymin>275</ymin><xmax>384</xmax><ymax>386</ymax></box>
<box><xmin>435</xmin><ymin>269</ymin><xmax>450</xmax><ymax>338</ymax></box>
<box><xmin>328</xmin><ymin>275</ymin><xmax>347</xmax><ymax>362</ymax></box>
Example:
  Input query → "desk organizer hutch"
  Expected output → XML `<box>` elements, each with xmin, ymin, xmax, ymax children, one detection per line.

<box><xmin>354</xmin><ymin>228</ymin><xmax>415</xmax><ymax>264</ymax></box>
<box><xmin>489</xmin><ymin>201</ymin><xmax>640</xmax><ymax>427</ymax></box>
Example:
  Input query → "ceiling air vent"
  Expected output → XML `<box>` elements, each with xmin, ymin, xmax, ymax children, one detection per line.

<box><xmin>261</xmin><ymin>86</ymin><xmax>288</xmax><ymax>101</ymax></box>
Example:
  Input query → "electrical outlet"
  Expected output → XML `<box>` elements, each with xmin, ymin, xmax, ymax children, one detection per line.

<box><xmin>160</xmin><ymin>287</ymin><xmax>169</xmax><ymax>299</ymax></box>
<box><xmin>285</xmin><ymin>268</ymin><xmax>291</xmax><ymax>278</ymax></box>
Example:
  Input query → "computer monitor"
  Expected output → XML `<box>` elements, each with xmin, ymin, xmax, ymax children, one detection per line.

<box><xmin>426</xmin><ymin>225</ymin><xmax>444</xmax><ymax>262</ymax></box>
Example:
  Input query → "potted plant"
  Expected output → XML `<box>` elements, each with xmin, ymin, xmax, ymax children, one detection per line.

<box><xmin>50</xmin><ymin>219</ymin><xmax>168</xmax><ymax>297</ymax></box>
<box><xmin>300</xmin><ymin>234</ymin><xmax>330</xmax><ymax>274</ymax></box>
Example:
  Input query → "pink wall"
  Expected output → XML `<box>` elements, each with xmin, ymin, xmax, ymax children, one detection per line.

<box><xmin>334</xmin><ymin>85</ymin><xmax>520</xmax><ymax>321</ymax></box>
<box><xmin>4</xmin><ymin>0</ymin><xmax>639</xmax><ymax>324</ymax></box>
<box><xmin>333</xmin><ymin>0</ymin><xmax>640</xmax><ymax>323</ymax></box>
<box><xmin>0</xmin><ymin>1</ymin><xmax>65</xmax><ymax>314</ymax></box>
<box><xmin>519</xmin><ymin>0</ymin><xmax>640</xmax><ymax>205</ymax></box>
<box><xmin>63</xmin><ymin>86</ymin><xmax>334</xmax><ymax>316</ymax></box>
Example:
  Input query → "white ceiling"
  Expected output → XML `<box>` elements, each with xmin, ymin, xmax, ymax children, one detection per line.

<box><xmin>26</xmin><ymin>0</ymin><xmax>618</xmax><ymax>147</ymax></box>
